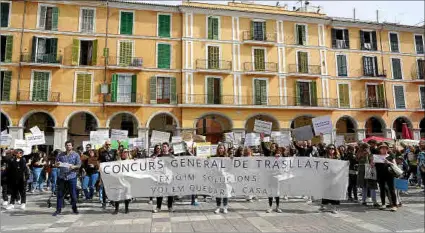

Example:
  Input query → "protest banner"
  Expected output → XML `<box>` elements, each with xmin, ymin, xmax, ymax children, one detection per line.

<box><xmin>151</xmin><ymin>130</ymin><xmax>171</xmax><ymax>145</ymax></box>
<box><xmin>312</xmin><ymin>116</ymin><xmax>333</xmax><ymax>136</ymax></box>
<box><xmin>293</xmin><ymin>126</ymin><xmax>314</xmax><ymax>141</ymax></box>
<box><xmin>335</xmin><ymin>135</ymin><xmax>345</xmax><ymax>147</ymax></box>
<box><xmin>111</xmin><ymin>129</ymin><xmax>129</xmax><ymax>141</ymax></box>
<box><xmin>373</xmin><ymin>154</ymin><xmax>386</xmax><ymax>163</ymax></box>
<box><xmin>196</xmin><ymin>142</ymin><xmax>211</xmax><ymax>158</ymax></box>
<box><xmin>25</xmin><ymin>132</ymin><xmax>46</xmax><ymax>146</ymax></box>
<box><xmin>171</xmin><ymin>136</ymin><xmax>182</xmax><ymax>143</ymax></box>
<box><xmin>90</xmin><ymin>131</ymin><xmax>109</xmax><ymax>144</ymax></box>
<box><xmin>253</xmin><ymin>120</ymin><xmax>272</xmax><ymax>135</ymax></box>
<box><xmin>29</xmin><ymin>126</ymin><xmax>42</xmax><ymax>136</ymax></box>
<box><xmin>172</xmin><ymin>142</ymin><xmax>185</xmax><ymax>154</ymax></box>
<box><xmin>0</xmin><ymin>134</ymin><xmax>12</xmax><ymax>147</ymax></box>
<box><xmin>100</xmin><ymin>157</ymin><xmax>349</xmax><ymax>201</ymax></box>
<box><xmin>244</xmin><ymin>133</ymin><xmax>260</xmax><ymax>147</ymax></box>
<box><xmin>14</xmin><ymin>139</ymin><xmax>31</xmax><ymax>155</ymax></box>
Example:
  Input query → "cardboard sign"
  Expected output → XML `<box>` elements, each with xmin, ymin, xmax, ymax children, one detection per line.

<box><xmin>29</xmin><ymin>126</ymin><xmax>42</xmax><ymax>136</ymax></box>
<box><xmin>274</xmin><ymin>135</ymin><xmax>291</xmax><ymax>147</ymax></box>
<box><xmin>181</xmin><ymin>131</ymin><xmax>193</xmax><ymax>142</ymax></box>
<box><xmin>171</xmin><ymin>136</ymin><xmax>182</xmax><ymax>143</ymax></box>
<box><xmin>253</xmin><ymin>120</ymin><xmax>273</xmax><ymax>135</ymax></box>
<box><xmin>224</xmin><ymin>132</ymin><xmax>235</xmax><ymax>143</ymax></box>
<box><xmin>372</xmin><ymin>154</ymin><xmax>386</xmax><ymax>163</ymax></box>
<box><xmin>196</xmin><ymin>142</ymin><xmax>211</xmax><ymax>158</ymax></box>
<box><xmin>150</xmin><ymin>130</ymin><xmax>170</xmax><ymax>145</ymax></box>
<box><xmin>111</xmin><ymin>140</ymin><xmax>129</xmax><ymax>150</ymax></box>
<box><xmin>14</xmin><ymin>139</ymin><xmax>31</xmax><ymax>155</ymax></box>
<box><xmin>335</xmin><ymin>135</ymin><xmax>345</xmax><ymax>147</ymax></box>
<box><xmin>25</xmin><ymin>132</ymin><xmax>46</xmax><ymax>146</ymax></box>
<box><xmin>293</xmin><ymin>126</ymin><xmax>314</xmax><ymax>141</ymax></box>
<box><xmin>322</xmin><ymin>134</ymin><xmax>332</xmax><ymax>145</ymax></box>
<box><xmin>211</xmin><ymin>144</ymin><xmax>218</xmax><ymax>155</ymax></box>
<box><xmin>1</xmin><ymin>130</ymin><xmax>7</xmax><ymax>135</ymax></box>
<box><xmin>129</xmin><ymin>138</ymin><xmax>145</xmax><ymax>149</ymax></box>
<box><xmin>244</xmin><ymin>133</ymin><xmax>260</xmax><ymax>147</ymax></box>
<box><xmin>312</xmin><ymin>116</ymin><xmax>333</xmax><ymax>136</ymax></box>
<box><xmin>90</xmin><ymin>131</ymin><xmax>109</xmax><ymax>144</ymax></box>
<box><xmin>0</xmin><ymin>134</ymin><xmax>12</xmax><ymax>147</ymax></box>
<box><xmin>111</xmin><ymin>129</ymin><xmax>129</xmax><ymax>141</ymax></box>
<box><xmin>172</xmin><ymin>142</ymin><xmax>186</xmax><ymax>154</ymax></box>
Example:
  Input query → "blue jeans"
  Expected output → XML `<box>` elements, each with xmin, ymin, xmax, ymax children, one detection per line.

<box><xmin>32</xmin><ymin>167</ymin><xmax>44</xmax><ymax>190</ymax></box>
<box><xmin>57</xmin><ymin>178</ymin><xmax>78</xmax><ymax>211</ymax></box>
<box><xmin>99</xmin><ymin>184</ymin><xmax>103</xmax><ymax>202</ymax></box>
<box><xmin>50</xmin><ymin>168</ymin><xmax>58</xmax><ymax>194</ymax></box>
<box><xmin>82</xmin><ymin>173</ymin><xmax>99</xmax><ymax>200</ymax></box>
<box><xmin>362</xmin><ymin>188</ymin><xmax>377</xmax><ymax>203</ymax></box>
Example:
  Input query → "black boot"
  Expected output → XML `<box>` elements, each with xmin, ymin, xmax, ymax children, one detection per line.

<box><xmin>124</xmin><ymin>200</ymin><xmax>129</xmax><ymax>214</ymax></box>
<box><xmin>113</xmin><ymin>202</ymin><xmax>119</xmax><ymax>215</ymax></box>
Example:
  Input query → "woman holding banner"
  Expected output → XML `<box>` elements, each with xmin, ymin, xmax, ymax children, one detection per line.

<box><xmin>112</xmin><ymin>149</ymin><xmax>131</xmax><ymax>214</ymax></box>
<box><xmin>153</xmin><ymin>142</ymin><xmax>175</xmax><ymax>213</ymax></box>
<box><xmin>319</xmin><ymin>144</ymin><xmax>341</xmax><ymax>214</ymax></box>
<box><xmin>212</xmin><ymin>144</ymin><xmax>230</xmax><ymax>214</ymax></box>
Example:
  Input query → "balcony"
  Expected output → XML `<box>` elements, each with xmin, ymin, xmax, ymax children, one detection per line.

<box><xmin>105</xmin><ymin>56</ymin><xmax>143</xmax><ymax>70</ymax></box>
<box><xmin>287</xmin><ymin>64</ymin><xmax>321</xmax><ymax>76</ymax></box>
<box><xmin>243</xmin><ymin>62</ymin><xmax>278</xmax><ymax>75</ymax></box>
<box><xmin>17</xmin><ymin>90</ymin><xmax>60</xmax><ymax>105</ymax></box>
<box><xmin>360</xmin><ymin>69</ymin><xmax>387</xmax><ymax>80</ymax></box>
<box><xmin>242</xmin><ymin>31</ymin><xmax>277</xmax><ymax>45</ymax></box>
<box><xmin>104</xmin><ymin>93</ymin><xmax>145</xmax><ymax>106</ymax></box>
<box><xmin>360</xmin><ymin>98</ymin><xmax>387</xmax><ymax>109</ymax></box>
<box><xmin>20</xmin><ymin>53</ymin><xmax>62</xmax><ymax>67</ymax></box>
<box><xmin>333</xmin><ymin>39</ymin><xmax>349</xmax><ymax>49</ymax></box>
<box><xmin>195</xmin><ymin>59</ymin><xmax>232</xmax><ymax>73</ymax></box>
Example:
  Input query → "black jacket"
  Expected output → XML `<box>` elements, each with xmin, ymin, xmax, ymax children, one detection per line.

<box><xmin>99</xmin><ymin>149</ymin><xmax>117</xmax><ymax>163</ymax></box>
<box><xmin>7</xmin><ymin>157</ymin><xmax>29</xmax><ymax>184</ymax></box>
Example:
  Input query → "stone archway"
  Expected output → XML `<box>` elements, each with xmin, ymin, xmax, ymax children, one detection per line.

<box><xmin>365</xmin><ymin>116</ymin><xmax>386</xmax><ymax>138</ymax></box>
<box><xmin>147</xmin><ymin>112</ymin><xmax>179</xmax><ymax>146</ymax></box>
<box><xmin>392</xmin><ymin>116</ymin><xmax>413</xmax><ymax>139</ymax></box>
<box><xmin>108</xmin><ymin>112</ymin><xmax>139</xmax><ymax>138</ymax></box>
<box><xmin>66</xmin><ymin>111</ymin><xmax>99</xmax><ymax>147</ymax></box>
<box><xmin>290</xmin><ymin>115</ymin><xmax>314</xmax><ymax>129</ymax></box>
<box><xmin>245</xmin><ymin>113</ymin><xmax>280</xmax><ymax>133</ymax></box>
<box><xmin>21</xmin><ymin>111</ymin><xmax>56</xmax><ymax>154</ymax></box>
<box><xmin>1</xmin><ymin>112</ymin><xmax>11</xmax><ymax>133</ymax></box>
<box><xmin>195</xmin><ymin>113</ymin><xmax>233</xmax><ymax>144</ymax></box>
<box><xmin>335</xmin><ymin>116</ymin><xmax>358</xmax><ymax>142</ymax></box>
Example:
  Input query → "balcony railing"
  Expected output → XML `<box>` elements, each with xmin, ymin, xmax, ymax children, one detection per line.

<box><xmin>106</xmin><ymin>56</ymin><xmax>143</xmax><ymax>68</ymax></box>
<box><xmin>20</xmin><ymin>53</ymin><xmax>62</xmax><ymax>64</ymax></box>
<box><xmin>361</xmin><ymin>99</ymin><xmax>387</xmax><ymax>108</ymax></box>
<box><xmin>104</xmin><ymin>93</ymin><xmax>145</xmax><ymax>104</ymax></box>
<box><xmin>333</xmin><ymin>39</ymin><xmax>349</xmax><ymax>49</ymax></box>
<box><xmin>17</xmin><ymin>90</ymin><xmax>61</xmax><ymax>102</ymax></box>
<box><xmin>195</xmin><ymin>59</ymin><xmax>232</xmax><ymax>71</ymax></box>
<box><xmin>243</xmin><ymin>62</ymin><xmax>278</xmax><ymax>73</ymax></box>
<box><xmin>288</xmin><ymin>64</ymin><xmax>321</xmax><ymax>75</ymax></box>
<box><xmin>242</xmin><ymin>31</ymin><xmax>277</xmax><ymax>43</ymax></box>
<box><xmin>362</xmin><ymin>69</ymin><xmax>387</xmax><ymax>78</ymax></box>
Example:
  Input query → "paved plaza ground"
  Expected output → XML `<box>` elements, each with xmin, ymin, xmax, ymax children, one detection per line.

<box><xmin>1</xmin><ymin>189</ymin><xmax>424</xmax><ymax>232</ymax></box>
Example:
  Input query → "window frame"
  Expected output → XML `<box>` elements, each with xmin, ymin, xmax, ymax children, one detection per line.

<box><xmin>30</xmin><ymin>69</ymin><xmax>52</xmax><ymax>101</ymax></box>
<box><xmin>252</xmin><ymin>77</ymin><xmax>269</xmax><ymax>105</ymax></box>
<box><xmin>118</xmin><ymin>10</ymin><xmax>135</xmax><ymax>35</ymax></box>
<box><xmin>362</xmin><ymin>55</ymin><xmax>378</xmax><ymax>77</ymax></box>
<box><xmin>36</xmin><ymin>3</ymin><xmax>56</xmax><ymax>30</ymax></box>
<box><xmin>206</xmin><ymin>44</ymin><xmax>221</xmax><ymax>69</ymax></box>
<box><xmin>77</xmin><ymin>38</ymin><xmax>96</xmax><ymax>66</ymax></box>
<box><xmin>295</xmin><ymin>50</ymin><xmax>310</xmax><ymax>73</ymax></box>
<box><xmin>336</xmin><ymin>81</ymin><xmax>352</xmax><ymax>108</ymax></box>
<box><xmin>251</xmin><ymin>47</ymin><xmax>267</xmax><ymax>71</ymax></box>
<box><xmin>388</xmin><ymin>31</ymin><xmax>400</xmax><ymax>53</ymax></box>
<box><xmin>416</xmin><ymin>58</ymin><xmax>425</xmax><ymax>80</ymax></box>
<box><xmin>296</xmin><ymin>79</ymin><xmax>314</xmax><ymax>106</ymax></box>
<box><xmin>419</xmin><ymin>85</ymin><xmax>425</xmax><ymax>109</ymax></box>
<box><xmin>117</xmin><ymin>39</ymin><xmax>135</xmax><ymax>65</ymax></box>
<box><xmin>204</xmin><ymin>75</ymin><xmax>223</xmax><ymax>104</ymax></box>
<box><xmin>156</xmin><ymin>42</ymin><xmax>172</xmax><ymax>69</ymax></box>
<box><xmin>390</xmin><ymin>57</ymin><xmax>403</xmax><ymax>80</ymax></box>
<box><xmin>157</xmin><ymin>13</ymin><xmax>172</xmax><ymax>38</ymax></box>
<box><xmin>294</xmin><ymin>23</ymin><xmax>308</xmax><ymax>46</ymax></box>
<box><xmin>155</xmin><ymin>76</ymin><xmax>172</xmax><ymax>102</ymax></box>
<box><xmin>79</xmin><ymin>7</ymin><xmax>96</xmax><ymax>33</ymax></box>
<box><xmin>206</xmin><ymin>15</ymin><xmax>221</xmax><ymax>40</ymax></box>
<box><xmin>414</xmin><ymin>34</ymin><xmax>424</xmax><ymax>54</ymax></box>
<box><xmin>365</xmin><ymin>82</ymin><xmax>383</xmax><ymax>101</ymax></box>
<box><xmin>392</xmin><ymin>84</ymin><xmax>406</xmax><ymax>109</ymax></box>
<box><xmin>335</xmin><ymin>53</ymin><xmax>349</xmax><ymax>77</ymax></box>
<box><xmin>0</xmin><ymin>1</ymin><xmax>11</xmax><ymax>28</ymax></box>
<box><xmin>73</xmin><ymin>71</ymin><xmax>94</xmax><ymax>103</ymax></box>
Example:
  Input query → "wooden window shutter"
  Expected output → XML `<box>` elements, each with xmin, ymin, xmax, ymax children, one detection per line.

<box><xmin>38</xmin><ymin>6</ymin><xmax>47</xmax><ymax>28</ymax></box>
<box><xmin>157</xmin><ymin>44</ymin><xmax>170</xmax><ymax>69</ymax></box>
<box><xmin>260</xmin><ymin>80</ymin><xmax>267</xmax><ymax>105</ymax></box>
<box><xmin>120</xmin><ymin>12</ymin><xmax>133</xmax><ymax>35</ymax></box>
<box><xmin>415</xmin><ymin>35</ymin><xmax>424</xmax><ymax>54</ymax></box>
<box><xmin>170</xmin><ymin>77</ymin><xmax>177</xmax><ymax>104</ymax></box>
<box><xmin>32</xmin><ymin>72</ymin><xmax>49</xmax><ymax>101</ymax></box>
<box><xmin>250</xmin><ymin>21</ymin><xmax>254</xmax><ymax>40</ymax></box>
<box><xmin>119</xmin><ymin>41</ymin><xmax>132</xmax><ymax>66</ymax></box>
<box><xmin>1</xmin><ymin>71</ymin><xmax>11</xmax><ymax>101</ymax></box>
<box><xmin>149</xmin><ymin>76</ymin><xmax>157</xmax><ymax>104</ymax></box>
<box><xmin>337</xmin><ymin>55</ymin><xmax>347</xmax><ymax>76</ymax></box>
<box><xmin>418</xmin><ymin>60</ymin><xmax>425</xmax><ymax>79</ymax></box>
<box><xmin>131</xmin><ymin>74</ymin><xmax>137</xmax><ymax>102</ymax></box>
<box><xmin>298</xmin><ymin>52</ymin><xmax>308</xmax><ymax>73</ymax></box>
<box><xmin>338</xmin><ymin>84</ymin><xmax>349</xmax><ymax>107</ymax></box>
<box><xmin>159</xmin><ymin>14</ymin><xmax>171</xmax><ymax>38</ymax></box>
<box><xmin>1</xmin><ymin>3</ymin><xmax>10</xmax><ymax>27</ymax></box>
<box><xmin>76</xmin><ymin>74</ymin><xmax>85</xmax><ymax>102</ymax></box>
<box><xmin>311</xmin><ymin>81</ymin><xmax>317</xmax><ymax>106</ymax></box>
<box><xmin>92</xmin><ymin>39</ymin><xmax>98</xmax><ymax>65</ymax></box>
<box><xmin>208</xmin><ymin>17</ymin><xmax>213</xmax><ymax>39</ymax></box>
<box><xmin>110</xmin><ymin>74</ymin><xmax>118</xmax><ymax>102</ymax></box>
<box><xmin>394</xmin><ymin>86</ymin><xmax>405</xmax><ymax>109</ymax></box>
<box><xmin>51</xmin><ymin>7</ymin><xmax>59</xmax><ymax>31</ymax></box>
<box><xmin>390</xmin><ymin>33</ymin><xmax>399</xmax><ymax>52</ymax></box>
<box><xmin>72</xmin><ymin>39</ymin><xmax>80</xmax><ymax>65</ymax></box>
<box><xmin>344</xmin><ymin>29</ymin><xmax>350</xmax><ymax>48</ymax></box>
<box><xmin>373</xmin><ymin>56</ymin><xmax>379</xmax><ymax>76</ymax></box>
<box><xmin>392</xmin><ymin>58</ymin><xmax>402</xmax><ymax>79</ymax></box>
<box><xmin>420</xmin><ymin>86</ymin><xmax>425</xmax><ymax>108</ymax></box>
<box><xmin>213</xmin><ymin>18</ymin><xmax>219</xmax><ymax>40</ymax></box>
<box><xmin>208</xmin><ymin>46</ymin><xmax>219</xmax><ymax>69</ymax></box>
<box><xmin>371</xmin><ymin>31</ymin><xmax>377</xmax><ymax>50</ymax></box>
<box><xmin>50</xmin><ymin>38</ymin><xmax>58</xmax><ymax>62</ymax></box>
<box><xmin>5</xmin><ymin>35</ymin><xmax>13</xmax><ymax>62</ymax></box>
<box><xmin>31</xmin><ymin>37</ymin><xmax>37</xmax><ymax>62</ymax></box>
<box><xmin>207</xmin><ymin>77</ymin><xmax>214</xmax><ymax>104</ymax></box>
<box><xmin>377</xmin><ymin>84</ymin><xmax>385</xmax><ymax>104</ymax></box>
<box><xmin>300</xmin><ymin>25</ymin><xmax>306</xmax><ymax>45</ymax></box>
<box><xmin>331</xmin><ymin>28</ymin><xmax>336</xmax><ymax>48</ymax></box>
<box><xmin>360</xmin><ymin>30</ymin><xmax>365</xmax><ymax>50</ymax></box>
<box><xmin>254</xmin><ymin>49</ymin><xmax>265</xmax><ymax>71</ymax></box>
<box><xmin>254</xmin><ymin>79</ymin><xmax>261</xmax><ymax>105</ymax></box>
<box><xmin>83</xmin><ymin>74</ymin><xmax>91</xmax><ymax>103</ymax></box>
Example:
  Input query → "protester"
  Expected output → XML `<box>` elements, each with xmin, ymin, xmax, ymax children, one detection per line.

<box><xmin>5</xmin><ymin>149</ymin><xmax>29</xmax><ymax>210</ymax></box>
<box><xmin>153</xmin><ymin>142</ymin><xmax>175</xmax><ymax>213</ymax></box>
<box><xmin>356</xmin><ymin>143</ymin><xmax>379</xmax><ymax>207</ymax></box>
<box><xmin>113</xmin><ymin>149</ymin><xmax>131</xmax><ymax>214</ymax></box>
<box><xmin>343</xmin><ymin>145</ymin><xmax>358</xmax><ymax>202</ymax></box>
<box><xmin>212</xmin><ymin>144</ymin><xmax>230</xmax><ymax>214</ymax></box>
<box><xmin>368</xmin><ymin>139</ymin><xmax>379</xmax><ymax>155</ymax></box>
<box><xmin>81</xmin><ymin>149</ymin><xmax>99</xmax><ymax>200</ymax></box>
<box><xmin>30</xmin><ymin>151</ymin><xmax>46</xmax><ymax>192</ymax></box>
<box><xmin>49</xmin><ymin>149</ymin><xmax>61</xmax><ymax>196</ymax></box>
<box><xmin>267</xmin><ymin>148</ymin><xmax>282</xmax><ymax>213</ymax></box>
<box><xmin>417</xmin><ymin>140</ymin><xmax>425</xmax><ymax>192</ymax></box>
<box><xmin>373</xmin><ymin>142</ymin><xmax>398</xmax><ymax>212</ymax></box>
<box><xmin>1</xmin><ymin>149</ymin><xmax>12</xmax><ymax>206</ymax></box>
<box><xmin>53</xmin><ymin>141</ymin><xmax>81</xmax><ymax>216</ymax></box>
<box><xmin>98</xmin><ymin>140</ymin><xmax>118</xmax><ymax>209</ymax></box>
<box><xmin>319</xmin><ymin>144</ymin><xmax>341</xmax><ymax>214</ymax></box>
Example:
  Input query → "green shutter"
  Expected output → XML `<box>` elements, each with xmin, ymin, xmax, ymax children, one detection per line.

<box><xmin>254</xmin><ymin>79</ymin><xmax>261</xmax><ymax>105</ymax></box>
<box><xmin>76</xmin><ymin>74</ymin><xmax>85</xmax><ymax>102</ymax></box>
<box><xmin>83</xmin><ymin>74</ymin><xmax>92</xmax><ymax>103</ymax></box>
<box><xmin>337</xmin><ymin>55</ymin><xmax>347</xmax><ymax>76</ymax></box>
<box><xmin>311</xmin><ymin>81</ymin><xmax>317</xmax><ymax>106</ymax></box>
<box><xmin>394</xmin><ymin>86</ymin><xmax>405</xmax><ymax>109</ymax></box>
<box><xmin>263</xmin><ymin>22</ymin><xmax>267</xmax><ymax>40</ymax></box>
<box><xmin>1</xmin><ymin>71</ymin><xmax>11</xmax><ymax>101</ymax></box>
<box><xmin>92</xmin><ymin>39</ymin><xmax>98</xmax><ymax>65</ymax></box>
<box><xmin>207</xmin><ymin>77</ymin><xmax>214</xmax><ymax>104</ymax></box>
<box><xmin>131</xmin><ymin>74</ymin><xmax>137</xmax><ymax>102</ymax></box>
<box><xmin>219</xmin><ymin>78</ymin><xmax>223</xmax><ymax>104</ymax></box>
<box><xmin>32</xmin><ymin>72</ymin><xmax>49</xmax><ymax>101</ymax></box>
<box><xmin>50</xmin><ymin>38</ymin><xmax>58</xmax><ymax>62</ymax></box>
<box><xmin>377</xmin><ymin>84</ymin><xmax>385</xmax><ymax>106</ymax></box>
<box><xmin>260</xmin><ymin>80</ymin><xmax>267</xmax><ymax>105</ymax></box>
<box><xmin>5</xmin><ymin>35</ymin><xmax>12</xmax><ymax>62</ymax></box>
<box><xmin>51</xmin><ymin>7</ymin><xmax>59</xmax><ymax>31</ymax></box>
<box><xmin>254</xmin><ymin>49</ymin><xmax>265</xmax><ymax>71</ymax></box>
<box><xmin>295</xmin><ymin>82</ymin><xmax>300</xmax><ymax>105</ymax></box>
<box><xmin>103</xmin><ymin>47</ymin><xmax>109</xmax><ymax>57</ymax></box>
<box><xmin>208</xmin><ymin>46</ymin><xmax>219</xmax><ymax>69</ymax></box>
<box><xmin>150</xmin><ymin>76</ymin><xmax>157</xmax><ymax>104</ymax></box>
<box><xmin>31</xmin><ymin>37</ymin><xmax>37</xmax><ymax>62</ymax></box>
<box><xmin>298</xmin><ymin>52</ymin><xmax>308</xmax><ymax>73</ymax></box>
<box><xmin>72</xmin><ymin>39</ymin><xmax>79</xmax><ymax>65</ymax></box>
<box><xmin>338</xmin><ymin>84</ymin><xmax>349</xmax><ymax>107</ymax></box>
<box><xmin>212</xmin><ymin>17</ymin><xmax>218</xmax><ymax>40</ymax></box>
<box><xmin>392</xmin><ymin>58</ymin><xmax>402</xmax><ymax>79</ymax></box>
<box><xmin>120</xmin><ymin>12</ymin><xmax>133</xmax><ymax>35</ymax></box>
<box><xmin>170</xmin><ymin>77</ymin><xmax>176</xmax><ymax>104</ymax></box>
<box><xmin>1</xmin><ymin>3</ymin><xmax>10</xmax><ymax>27</ymax></box>
<box><xmin>111</xmin><ymin>74</ymin><xmax>118</xmax><ymax>102</ymax></box>
<box><xmin>119</xmin><ymin>41</ymin><xmax>132</xmax><ymax>66</ymax></box>
<box><xmin>208</xmin><ymin>17</ymin><xmax>213</xmax><ymax>39</ymax></box>
<box><xmin>158</xmin><ymin>14</ymin><xmax>171</xmax><ymax>38</ymax></box>
<box><xmin>157</xmin><ymin>43</ymin><xmax>171</xmax><ymax>69</ymax></box>
<box><xmin>250</xmin><ymin>21</ymin><xmax>254</xmax><ymax>40</ymax></box>
<box><xmin>301</xmin><ymin>25</ymin><xmax>306</xmax><ymax>45</ymax></box>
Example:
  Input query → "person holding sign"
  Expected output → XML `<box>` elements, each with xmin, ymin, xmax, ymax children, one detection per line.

<box><xmin>5</xmin><ymin>149</ymin><xmax>29</xmax><ymax>210</ymax></box>
<box><xmin>356</xmin><ymin>143</ymin><xmax>379</xmax><ymax>207</ymax></box>
<box><xmin>153</xmin><ymin>142</ymin><xmax>175</xmax><ymax>213</ymax></box>
<box><xmin>52</xmin><ymin>141</ymin><xmax>81</xmax><ymax>216</ymax></box>
<box><xmin>98</xmin><ymin>140</ymin><xmax>118</xmax><ymax>209</ymax></box>
<box><xmin>212</xmin><ymin>144</ymin><xmax>230</xmax><ymax>214</ymax></box>
<box><xmin>319</xmin><ymin>144</ymin><xmax>341</xmax><ymax>214</ymax></box>
<box><xmin>113</xmin><ymin>149</ymin><xmax>132</xmax><ymax>214</ymax></box>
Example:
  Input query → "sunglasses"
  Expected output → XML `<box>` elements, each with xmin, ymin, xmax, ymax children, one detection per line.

<box><xmin>105</xmin><ymin>144</ymin><xmax>111</xmax><ymax>146</ymax></box>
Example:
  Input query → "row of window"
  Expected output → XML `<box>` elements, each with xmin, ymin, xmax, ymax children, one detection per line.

<box><xmin>1</xmin><ymin>70</ymin><xmax>424</xmax><ymax>110</ymax></box>
<box><xmin>1</xmin><ymin>2</ymin><xmax>423</xmax><ymax>54</ymax></box>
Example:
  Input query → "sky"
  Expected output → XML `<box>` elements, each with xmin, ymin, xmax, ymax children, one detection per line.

<box><xmin>139</xmin><ymin>0</ymin><xmax>424</xmax><ymax>26</ymax></box>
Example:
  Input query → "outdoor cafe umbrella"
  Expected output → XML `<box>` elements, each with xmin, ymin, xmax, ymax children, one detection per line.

<box><xmin>401</xmin><ymin>123</ymin><xmax>413</xmax><ymax>139</ymax></box>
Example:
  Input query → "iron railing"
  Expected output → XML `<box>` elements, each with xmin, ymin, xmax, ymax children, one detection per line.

<box><xmin>104</xmin><ymin>93</ymin><xmax>145</xmax><ymax>103</ymax></box>
<box><xmin>362</xmin><ymin>69</ymin><xmax>387</xmax><ymax>77</ymax></box>
<box><xmin>20</xmin><ymin>53</ymin><xmax>62</xmax><ymax>64</ymax></box>
<box><xmin>195</xmin><ymin>59</ymin><xmax>232</xmax><ymax>71</ymax></box>
<box><xmin>105</xmin><ymin>56</ymin><xmax>143</xmax><ymax>68</ymax></box>
<box><xmin>243</xmin><ymin>62</ymin><xmax>278</xmax><ymax>72</ymax></box>
<box><xmin>242</xmin><ymin>31</ymin><xmax>277</xmax><ymax>42</ymax></box>
<box><xmin>288</xmin><ymin>64</ymin><xmax>321</xmax><ymax>75</ymax></box>
<box><xmin>17</xmin><ymin>90</ymin><xmax>61</xmax><ymax>102</ymax></box>
<box><xmin>361</xmin><ymin>98</ymin><xmax>387</xmax><ymax>108</ymax></box>
<box><xmin>332</xmin><ymin>39</ymin><xmax>349</xmax><ymax>49</ymax></box>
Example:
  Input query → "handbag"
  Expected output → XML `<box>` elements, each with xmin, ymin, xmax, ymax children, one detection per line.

<box><xmin>388</xmin><ymin>163</ymin><xmax>403</xmax><ymax>178</ymax></box>
<box><xmin>364</xmin><ymin>164</ymin><xmax>377</xmax><ymax>180</ymax></box>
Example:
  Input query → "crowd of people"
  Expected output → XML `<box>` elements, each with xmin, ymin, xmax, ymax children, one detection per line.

<box><xmin>1</xmin><ymin>136</ymin><xmax>425</xmax><ymax>216</ymax></box>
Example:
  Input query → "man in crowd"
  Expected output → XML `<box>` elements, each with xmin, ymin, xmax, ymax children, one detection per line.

<box><xmin>53</xmin><ymin>140</ymin><xmax>81</xmax><ymax>216</ymax></box>
<box><xmin>98</xmin><ymin>140</ymin><xmax>117</xmax><ymax>209</ymax></box>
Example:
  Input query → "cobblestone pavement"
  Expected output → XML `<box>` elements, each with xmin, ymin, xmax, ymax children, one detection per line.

<box><xmin>1</xmin><ymin>189</ymin><xmax>424</xmax><ymax>232</ymax></box>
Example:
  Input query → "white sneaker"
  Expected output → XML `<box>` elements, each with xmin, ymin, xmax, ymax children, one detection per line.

<box><xmin>319</xmin><ymin>205</ymin><xmax>326</xmax><ymax>211</ymax></box>
<box><xmin>366</xmin><ymin>198</ymin><xmax>372</xmax><ymax>203</ymax></box>
<box><xmin>20</xmin><ymin>204</ymin><xmax>26</xmax><ymax>210</ymax></box>
<box><xmin>214</xmin><ymin>208</ymin><xmax>221</xmax><ymax>214</ymax></box>
<box><xmin>17</xmin><ymin>200</ymin><xmax>21</xmax><ymax>205</ymax></box>
<box><xmin>148</xmin><ymin>200</ymin><xmax>153</xmax><ymax>205</ymax></box>
<box><xmin>266</xmin><ymin>208</ymin><xmax>273</xmax><ymax>213</ymax></box>
<box><xmin>5</xmin><ymin>204</ymin><xmax>14</xmax><ymax>210</ymax></box>
<box><xmin>2</xmin><ymin>201</ymin><xmax>8</xmax><ymax>206</ymax></box>
<box><xmin>283</xmin><ymin>195</ymin><xmax>288</xmax><ymax>201</ymax></box>
<box><xmin>331</xmin><ymin>207</ymin><xmax>339</xmax><ymax>214</ymax></box>
<box><xmin>152</xmin><ymin>208</ymin><xmax>160</xmax><ymax>213</ymax></box>
<box><xmin>275</xmin><ymin>208</ymin><xmax>282</xmax><ymax>213</ymax></box>
<box><xmin>222</xmin><ymin>208</ymin><xmax>228</xmax><ymax>214</ymax></box>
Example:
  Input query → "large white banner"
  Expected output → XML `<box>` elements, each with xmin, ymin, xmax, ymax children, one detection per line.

<box><xmin>100</xmin><ymin>157</ymin><xmax>348</xmax><ymax>201</ymax></box>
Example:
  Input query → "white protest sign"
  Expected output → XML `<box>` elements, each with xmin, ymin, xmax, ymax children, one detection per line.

<box><xmin>196</xmin><ymin>142</ymin><xmax>211</xmax><ymax>158</ymax></box>
<box><xmin>234</xmin><ymin>133</ymin><xmax>243</xmax><ymax>146</ymax></box>
<box><xmin>100</xmin><ymin>157</ymin><xmax>349</xmax><ymax>200</ymax></box>
<box><xmin>131</xmin><ymin>138</ymin><xmax>145</xmax><ymax>149</ymax></box>
<box><xmin>14</xmin><ymin>139</ymin><xmax>31</xmax><ymax>155</ymax></box>
<box><xmin>263</xmin><ymin>137</ymin><xmax>270</xmax><ymax>142</ymax></box>
<box><xmin>312</xmin><ymin>115</ymin><xmax>333</xmax><ymax>136</ymax></box>
<box><xmin>211</xmin><ymin>144</ymin><xmax>218</xmax><ymax>154</ymax></box>
<box><xmin>293</xmin><ymin>126</ymin><xmax>314</xmax><ymax>141</ymax></box>
<box><xmin>111</xmin><ymin>129</ymin><xmax>128</xmax><ymax>141</ymax></box>
<box><xmin>172</xmin><ymin>142</ymin><xmax>185</xmax><ymax>154</ymax></box>
<box><xmin>275</xmin><ymin>135</ymin><xmax>291</xmax><ymax>147</ymax></box>
<box><xmin>150</xmin><ymin>130</ymin><xmax>170</xmax><ymax>145</ymax></box>
<box><xmin>253</xmin><ymin>120</ymin><xmax>272</xmax><ymax>135</ymax></box>
<box><xmin>373</xmin><ymin>154</ymin><xmax>386</xmax><ymax>163</ymax></box>
<box><xmin>322</xmin><ymin>134</ymin><xmax>332</xmax><ymax>145</ymax></box>
<box><xmin>224</xmin><ymin>132</ymin><xmax>235</xmax><ymax>143</ymax></box>
<box><xmin>244</xmin><ymin>133</ymin><xmax>260</xmax><ymax>147</ymax></box>
<box><xmin>25</xmin><ymin>132</ymin><xmax>46</xmax><ymax>146</ymax></box>
<box><xmin>171</xmin><ymin>136</ymin><xmax>182</xmax><ymax>143</ymax></box>
<box><xmin>90</xmin><ymin>131</ymin><xmax>109</xmax><ymax>144</ymax></box>
<box><xmin>0</xmin><ymin>134</ymin><xmax>12</xmax><ymax>147</ymax></box>
<box><xmin>29</xmin><ymin>126</ymin><xmax>42</xmax><ymax>136</ymax></box>
<box><xmin>335</xmin><ymin>135</ymin><xmax>345</xmax><ymax>147</ymax></box>
<box><xmin>1</xmin><ymin>130</ymin><xmax>7</xmax><ymax>135</ymax></box>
